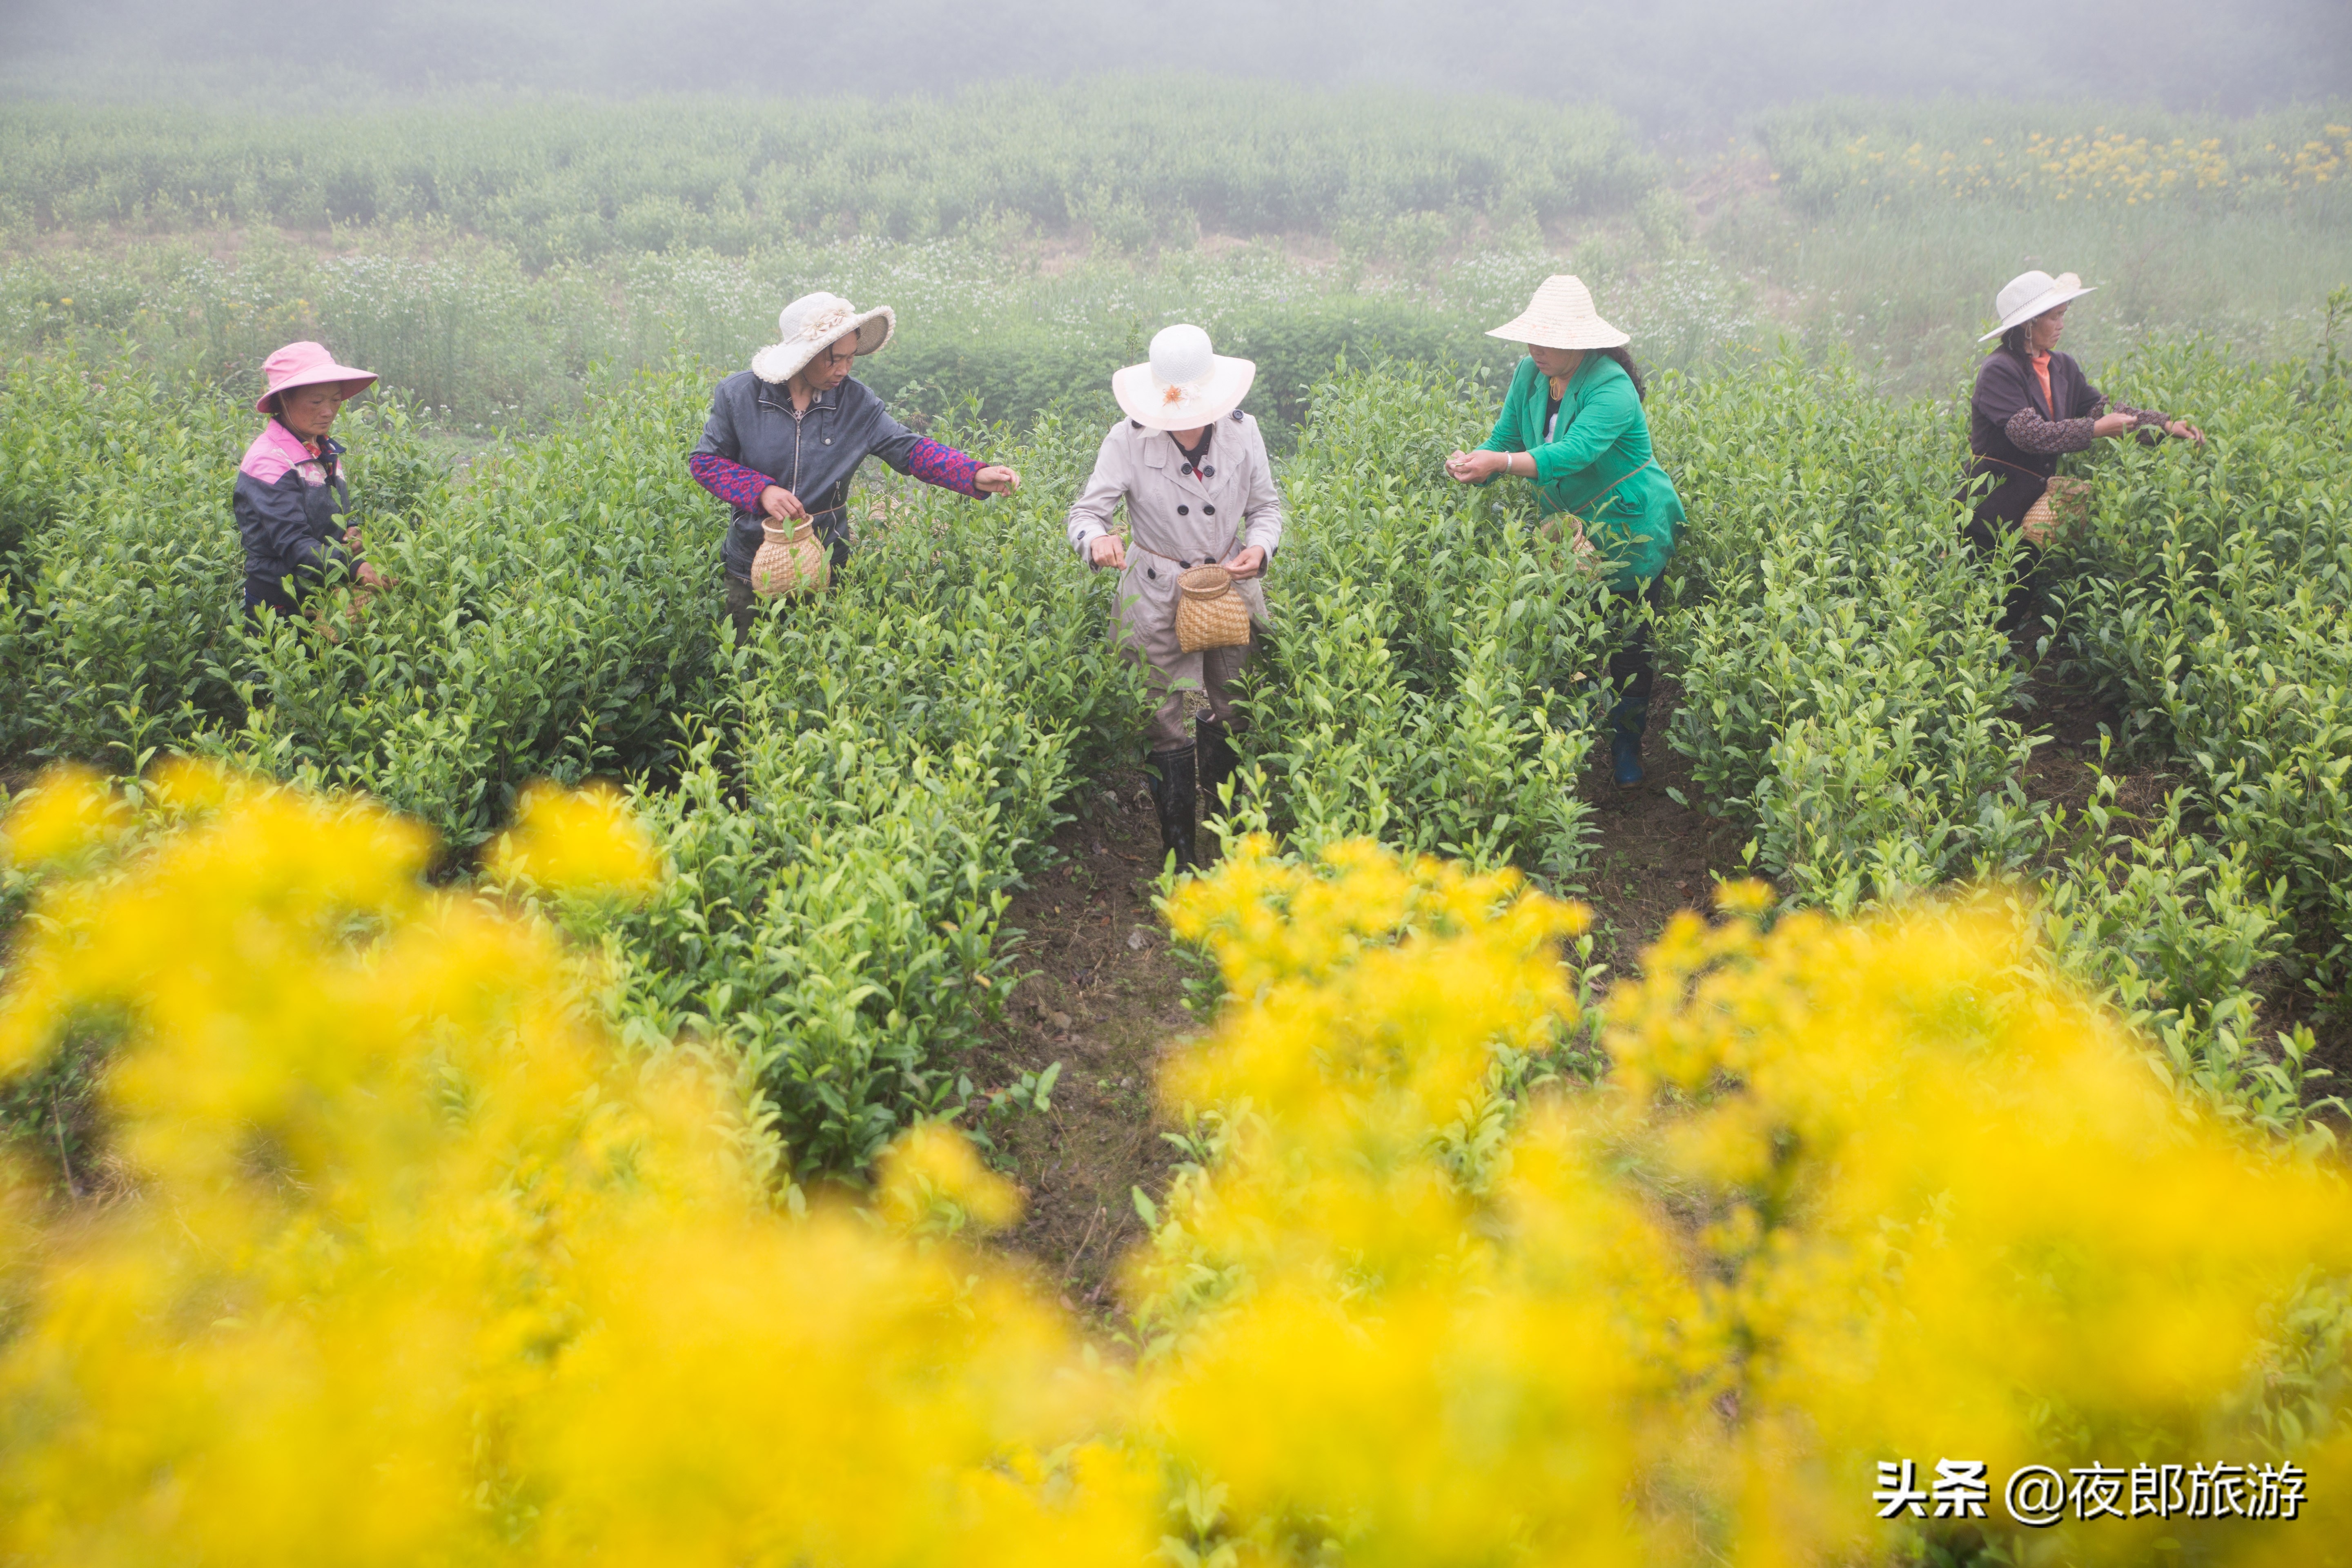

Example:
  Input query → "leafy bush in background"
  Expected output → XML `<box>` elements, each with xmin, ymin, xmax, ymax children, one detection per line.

<box><xmin>0</xmin><ymin>82</ymin><xmax>1656</xmax><ymax>260</ymax></box>
<box><xmin>1655</xmin><ymin>350</ymin><xmax>2037</xmax><ymax>911</ymax></box>
<box><xmin>1759</xmin><ymin>98</ymin><xmax>2352</xmax><ymax>217</ymax></box>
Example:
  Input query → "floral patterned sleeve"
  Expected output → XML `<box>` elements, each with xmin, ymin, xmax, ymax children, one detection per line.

<box><xmin>688</xmin><ymin>452</ymin><xmax>769</xmax><ymax>511</ymax></box>
<box><xmin>2005</xmin><ymin>398</ymin><xmax>2173</xmax><ymax>454</ymax></box>
<box><xmin>2003</xmin><ymin>405</ymin><xmax>2099</xmax><ymax>454</ymax></box>
<box><xmin>904</xmin><ymin>437</ymin><xmax>984</xmax><ymax>497</ymax></box>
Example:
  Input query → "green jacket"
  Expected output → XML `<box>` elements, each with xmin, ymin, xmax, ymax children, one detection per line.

<box><xmin>1477</xmin><ymin>352</ymin><xmax>1684</xmax><ymax>588</ymax></box>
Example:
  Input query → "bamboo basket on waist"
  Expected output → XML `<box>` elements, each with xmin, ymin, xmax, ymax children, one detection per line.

<box><xmin>1176</xmin><ymin>564</ymin><xmax>1252</xmax><ymax>653</ymax></box>
<box><xmin>2020</xmin><ymin>475</ymin><xmax>2091</xmax><ymax>548</ymax></box>
<box><xmin>751</xmin><ymin>519</ymin><xmax>829</xmax><ymax>598</ymax></box>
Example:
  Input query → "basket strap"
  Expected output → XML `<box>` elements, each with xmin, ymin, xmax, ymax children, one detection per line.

<box><xmin>1969</xmin><ymin>452</ymin><xmax>2056</xmax><ymax>495</ymax></box>
<box><xmin>1133</xmin><ymin>534</ymin><xmax>1242</xmax><ymax>569</ymax></box>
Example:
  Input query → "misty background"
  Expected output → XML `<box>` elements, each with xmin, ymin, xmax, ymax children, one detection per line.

<box><xmin>2</xmin><ymin>0</ymin><xmax>2346</xmax><ymax>432</ymax></box>
<box><xmin>4</xmin><ymin>0</ymin><xmax>2349</xmax><ymax>127</ymax></box>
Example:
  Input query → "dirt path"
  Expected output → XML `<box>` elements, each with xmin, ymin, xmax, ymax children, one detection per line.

<box><xmin>964</xmin><ymin>768</ymin><xmax>1196</xmax><ymax>1321</ymax></box>
<box><xmin>969</xmin><ymin>691</ymin><xmax>1759</xmax><ymax>1316</ymax></box>
<box><xmin>1570</xmin><ymin>675</ymin><xmax>1753</xmax><ymax>976</ymax></box>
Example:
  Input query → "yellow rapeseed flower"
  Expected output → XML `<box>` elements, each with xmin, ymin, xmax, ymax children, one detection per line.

<box><xmin>0</xmin><ymin>765</ymin><xmax>1152</xmax><ymax>1566</ymax></box>
<box><xmin>486</xmin><ymin>780</ymin><xmax>659</xmax><ymax>896</ymax></box>
<box><xmin>0</xmin><ymin>765</ymin><xmax>122</xmax><ymax>866</ymax></box>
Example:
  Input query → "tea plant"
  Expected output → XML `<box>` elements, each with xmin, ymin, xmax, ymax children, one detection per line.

<box><xmin>1656</xmin><ymin>349</ymin><xmax>2039</xmax><ymax>912</ymax></box>
<box><xmin>2054</xmin><ymin>337</ymin><xmax>2352</xmax><ymax>980</ymax></box>
<box><xmin>1235</xmin><ymin>360</ymin><xmax>1623</xmax><ymax>882</ymax></box>
<box><xmin>0</xmin><ymin>84</ymin><xmax>1655</xmax><ymax>261</ymax></box>
<box><xmin>2025</xmin><ymin>765</ymin><xmax>2332</xmax><ymax>1138</ymax></box>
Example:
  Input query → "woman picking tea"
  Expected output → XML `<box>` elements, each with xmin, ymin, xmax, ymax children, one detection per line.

<box><xmin>1444</xmin><ymin>275</ymin><xmax>1685</xmax><ymax>786</ymax></box>
<box><xmin>234</xmin><ymin>341</ymin><xmax>387</xmax><ymax>626</ymax></box>
<box><xmin>688</xmin><ymin>291</ymin><xmax>1021</xmax><ymax>637</ymax></box>
<box><xmin>1065</xmin><ymin>324</ymin><xmax>1285</xmax><ymax>870</ymax></box>
<box><xmin>1962</xmin><ymin>269</ymin><xmax>2203</xmax><ymax>633</ymax></box>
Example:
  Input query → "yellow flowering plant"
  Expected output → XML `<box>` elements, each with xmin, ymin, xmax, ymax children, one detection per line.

<box><xmin>1140</xmin><ymin>838</ymin><xmax>2352</xmax><ymax>1566</ymax></box>
<box><xmin>4</xmin><ymin>775</ymin><xmax>2348</xmax><ymax>1566</ymax></box>
<box><xmin>0</xmin><ymin>764</ymin><xmax>1153</xmax><ymax>1566</ymax></box>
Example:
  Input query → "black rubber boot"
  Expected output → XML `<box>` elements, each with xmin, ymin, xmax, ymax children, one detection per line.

<box><xmin>1147</xmin><ymin>744</ymin><xmax>1199</xmax><ymax>871</ymax></box>
<box><xmin>1196</xmin><ymin>717</ymin><xmax>1239</xmax><ymax>813</ymax></box>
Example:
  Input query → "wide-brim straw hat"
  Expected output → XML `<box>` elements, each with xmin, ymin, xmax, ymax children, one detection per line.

<box><xmin>1979</xmin><ymin>270</ymin><xmax>2096</xmax><ymax>342</ymax></box>
<box><xmin>1487</xmin><ymin>275</ymin><xmax>1630</xmax><ymax>351</ymax></box>
<box><xmin>752</xmin><ymin>291</ymin><xmax>896</xmax><ymax>384</ymax></box>
<box><xmin>1112</xmin><ymin>323</ymin><xmax>1256</xmax><ymax>431</ymax></box>
<box><xmin>254</xmin><ymin>340</ymin><xmax>377</xmax><ymax>413</ymax></box>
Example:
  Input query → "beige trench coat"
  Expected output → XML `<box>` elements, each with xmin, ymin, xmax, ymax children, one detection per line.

<box><xmin>1065</xmin><ymin>412</ymin><xmax>1285</xmax><ymax>748</ymax></box>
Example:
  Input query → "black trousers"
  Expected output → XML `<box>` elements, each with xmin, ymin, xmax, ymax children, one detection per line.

<box><xmin>1961</xmin><ymin>509</ymin><xmax>2042</xmax><ymax>634</ymax></box>
<box><xmin>1604</xmin><ymin>575</ymin><xmax>1668</xmax><ymax>738</ymax></box>
<box><xmin>243</xmin><ymin>560</ymin><xmax>329</xmax><ymax>627</ymax></box>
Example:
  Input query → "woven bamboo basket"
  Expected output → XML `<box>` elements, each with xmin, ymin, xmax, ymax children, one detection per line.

<box><xmin>751</xmin><ymin>519</ymin><xmax>829</xmax><ymax>598</ymax></box>
<box><xmin>2020</xmin><ymin>475</ymin><xmax>2091</xmax><ymax>548</ymax></box>
<box><xmin>1176</xmin><ymin>564</ymin><xmax>1252</xmax><ymax>653</ymax></box>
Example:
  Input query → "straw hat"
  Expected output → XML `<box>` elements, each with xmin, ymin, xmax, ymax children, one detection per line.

<box><xmin>1486</xmin><ymin>275</ymin><xmax>1630</xmax><ymax>351</ymax></box>
<box><xmin>254</xmin><ymin>341</ymin><xmax>376</xmax><ymax>413</ymax></box>
<box><xmin>1979</xmin><ymin>270</ymin><xmax>2096</xmax><ymax>342</ymax></box>
<box><xmin>752</xmin><ymin>291</ymin><xmax>895</xmax><ymax>384</ymax></box>
<box><xmin>1112</xmin><ymin>324</ymin><xmax>1257</xmax><ymax>431</ymax></box>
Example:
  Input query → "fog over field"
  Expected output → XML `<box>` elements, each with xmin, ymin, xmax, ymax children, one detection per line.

<box><xmin>4</xmin><ymin>0</ymin><xmax>2348</xmax><ymax>124</ymax></box>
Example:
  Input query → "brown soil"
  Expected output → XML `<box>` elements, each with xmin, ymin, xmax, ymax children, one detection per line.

<box><xmin>963</xmin><ymin>767</ymin><xmax>1197</xmax><ymax>1323</ymax></box>
<box><xmin>959</xmin><ymin>667</ymin><xmax>2154</xmax><ymax>1314</ymax></box>
<box><xmin>1569</xmin><ymin>675</ymin><xmax>1756</xmax><ymax>977</ymax></box>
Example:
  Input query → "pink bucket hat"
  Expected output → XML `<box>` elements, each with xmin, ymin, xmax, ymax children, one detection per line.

<box><xmin>255</xmin><ymin>341</ymin><xmax>378</xmax><ymax>413</ymax></box>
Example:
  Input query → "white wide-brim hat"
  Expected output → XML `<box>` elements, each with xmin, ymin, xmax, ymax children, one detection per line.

<box><xmin>1113</xmin><ymin>323</ymin><xmax>1256</xmax><ymax>431</ymax></box>
<box><xmin>1979</xmin><ymin>270</ymin><xmax>2096</xmax><ymax>342</ymax></box>
<box><xmin>752</xmin><ymin>291</ymin><xmax>896</xmax><ymax>384</ymax></box>
<box><xmin>1487</xmin><ymin>274</ymin><xmax>1630</xmax><ymax>351</ymax></box>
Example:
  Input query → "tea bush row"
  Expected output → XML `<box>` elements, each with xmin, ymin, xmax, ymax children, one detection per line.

<box><xmin>0</xmin><ymin>82</ymin><xmax>1656</xmax><ymax>261</ymax></box>
<box><xmin>2057</xmin><ymin>340</ymin><xmax>2352</xmax><ymax>984</ymax></box>
<box><xmin>1656</xmin><ymin>349</ymin><xmax>2039</xmax><ymax>913</ymax></box>
<box><xmin>0</xmin><ymin>238</ymin><xmax>1526</xmax><ymax>445</ymax></box>
<box><xmin>1650</xmin><ymin>348</ymin><xmax>2331</xmax><ymax>1125</ymax></box>
<box><xmin>4</xmin><ymin>339</ymin><xmax>2338</xmax><ymax>1162</ymax></box>
<box><xmin>1232</xmin><ymin>361</ymin><xmax>1624</xmax><ymax>883</ymax></box>
<box><xmin>571</xmin><ymin>407</ymin><xmax>1147</xmax><ymax>1176</ymax></box>
<box><xmin>0</xmin><ymin>357</ymin><xmax>1146</xmax><ymax>1172</ymax></box>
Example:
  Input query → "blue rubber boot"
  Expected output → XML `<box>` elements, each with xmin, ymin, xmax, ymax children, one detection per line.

<box><xmin>1611</xmin><ymin>730</ymin><xmax>1645</xmax><ymax>787</ymax></box>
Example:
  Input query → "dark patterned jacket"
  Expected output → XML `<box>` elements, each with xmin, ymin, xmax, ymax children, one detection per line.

<box><xmin>688</xmin><ymin>372</ymin><xmax>986</xmax><ymax>577</ymax></box>
<box><xmin>1964</xmin><ymin>347</ymin><xmax>2167</xmax><ymax>529</ymax></box>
